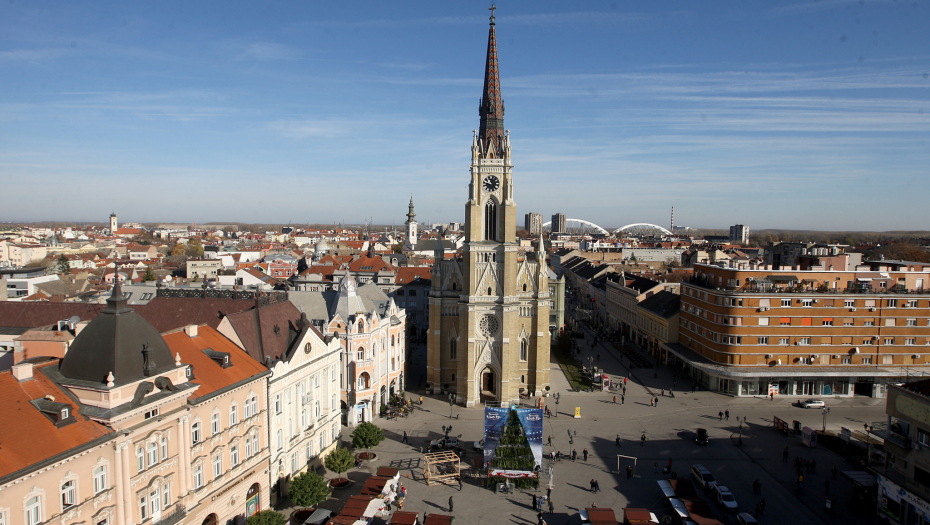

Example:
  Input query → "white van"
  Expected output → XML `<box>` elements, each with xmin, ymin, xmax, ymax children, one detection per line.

<box><xmin>691</xmin><ymin>464</ymin><xmax>716</xmax><ymax>490</ymax></box>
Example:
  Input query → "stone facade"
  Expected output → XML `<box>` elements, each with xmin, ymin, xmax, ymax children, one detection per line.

<box><xmin>427</xmin><ymin>17</ymin><xmax>551</xmax><ymax>407</ymax></box>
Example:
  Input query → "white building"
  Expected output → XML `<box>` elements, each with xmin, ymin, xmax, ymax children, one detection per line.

<box><xmin>729</xmin><ymin>224</ymin><xmax>750</xmax><ymax>243</ymax></box>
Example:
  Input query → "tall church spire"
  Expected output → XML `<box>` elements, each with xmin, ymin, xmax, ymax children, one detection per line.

<box><xmin>479</xmin><ymin>5</ymin><xmax>505</xmax><ymax>157</ymax></box>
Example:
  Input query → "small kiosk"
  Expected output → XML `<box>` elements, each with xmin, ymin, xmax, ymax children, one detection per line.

<box><xmin>423</xmin><ymin>450</ymin><xmax>461</xmax><ymax>486</ymax></box>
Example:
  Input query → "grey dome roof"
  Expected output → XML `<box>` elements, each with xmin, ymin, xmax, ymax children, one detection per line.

<box><xmin>59</xmin><ymin>280</ymin><xmax>175</xmax><ymax>386</ymax></box>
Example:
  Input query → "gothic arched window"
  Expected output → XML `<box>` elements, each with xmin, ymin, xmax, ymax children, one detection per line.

<box><xmin>520</xmin><ymin>339</ymin><xmax>528</xmax><ymax>361</ymax></box>
<box><xmin>449</xmin><ymin>338</ymin><xmax>457</xmax><ymax>361</ymax></box>
<box><xmin>484</xmin><ymin>200</ymin><xmax>498</xmax><ymax>241</ymax></box>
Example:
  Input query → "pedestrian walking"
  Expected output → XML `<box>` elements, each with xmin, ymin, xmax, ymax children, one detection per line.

<box><xmin>668</xmin><ymin>458</ymin><xmax>673</xmax><ymax>472</ymax></box>
<box><xmin>595</xmin><ymin>480</ymin><xmax>600</xmax><ymax>492</ymax></box>
<box><xmin>798</xmin><ymin>474</ymin><xmax>804</xmax><ymax>490</ymax></box>
<box><xmin>616</xmin><ymin>435</ymin><xmax>621</xmax><ymax>447</ymax></box>
<box><xmin>547</xmin><ymin>487</ymin><xmax>551</xmax><ymax>500</ymax></box>
<box><xmin>583</xmin><ymin>448</ymin><xmax>589</xmax><ymax>461</ymax></box>
<box><xmin>402</xmin><ymin>431</ymin><xmax>408</xmax><ymax>444</ymax></box>
<box><xmin>725</xmin><ymin>410</ymin><xmax>730</xmax><ymax>421</ymax></box>
<box><xmin>548</xmin><ymin>499</ymin><xmax>554</xmax><ymax>514</ymax></box>
<box><xmin>621</xmin><ymin>394</ymin><xmax>625</xmax><ymax>405</ymax></box>
<box><xmin>661</xmin><ymin>389</ymin><xmax>665</xmax><ymax>397</ymax></box>
<box><xmin>589</xmin><ymin>479</ymin><xmax>595</xmax><ymax>492</ymax></box>
<box><xmin>654</xmin><ymin>396</ymin><xmax>659</xmax><ymax>407</ymax></box>
<box><xmin>770</xmin><ymin>392</ymin><xmax>774</xmax><ymax>401</ymax></box>
<box><xmin>718</xmin><ymin>411</ymin><xmax>723</xmax><ymax>421</ymax></box>
<box><xmin>641</xmin><ymin>433</ymin><xmax>646</xmax><ymax>446</ymax></box>
<box><xmin>572</xmin><ymin>449</ymin><xmax>577</xmax><ymax>461</ymax></box>
<box><xmin>613</xmin><ymin>395</ymin><xmax>617</xmax><ymax>404</ymax></box>
<box><xmin>548</xmin><ymin>435</ymin><xmax>552</xmax><ymax>447</ymax></box>
<box><xmin>448</xmin><ymin>496</ymin><xmax>454</xmax><ymax>513</ymax></box>
<box><xmin>623</xmin><ymin>386</ymin><xmax>626</xmax><ymax>395</ymax></box>
<box><xmin>626</xmin><ymin>465</ymin><xmax>633</xmax><ymax>479</ymax></box>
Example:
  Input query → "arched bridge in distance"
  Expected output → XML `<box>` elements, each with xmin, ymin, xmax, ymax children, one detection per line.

<box><xmin>541</xmin><ymin>220</ymin><xmax>672</xmax><ymax>237</ymax></box>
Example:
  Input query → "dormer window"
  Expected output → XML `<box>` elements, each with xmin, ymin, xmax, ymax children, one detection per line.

<box><xmin>202</xmin><ymin>349</ymin><xmax>232</xmax><ymax>368</ymax></box>
<box><xmin>61</xmin><ymin>408</ymin><xmax>69</xmax><ymax>419</ymax></box>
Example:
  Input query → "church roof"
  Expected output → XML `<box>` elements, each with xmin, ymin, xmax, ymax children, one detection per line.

<box><xmin>58</xmin><ymin>280</ymin><xmax>176</xmax><ymax>386</ymax></box>
<box><xmin>478</xmin><ymin>8</ymin><xmax>505</xmax><ymax>156</ymax></box>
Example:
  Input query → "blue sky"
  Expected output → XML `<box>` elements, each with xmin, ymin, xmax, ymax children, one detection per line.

<box><xmin>2</xmin><ymin>1</ymin><xmax>928</xmax><ymax>231</ymax></box>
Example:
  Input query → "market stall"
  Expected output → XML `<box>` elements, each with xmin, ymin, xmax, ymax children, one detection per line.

<box><xmin>423</xmin><ymin>450</ymin><xmax>461</xmax><ymax>486</ymax></box>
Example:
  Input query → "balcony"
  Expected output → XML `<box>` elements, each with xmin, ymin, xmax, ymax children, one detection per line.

<box><xmin>154</xmin><ymin>504</ymin><xmax>186</xmax><ymax>525</ymax></box>
<box><xmin>878</xmin><ymin>422</ymin><xmax>913</xmax><ymax>450</ymax></box>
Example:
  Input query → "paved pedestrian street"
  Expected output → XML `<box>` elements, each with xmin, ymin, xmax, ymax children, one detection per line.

<box><xmin>287</xmin><ymin>327</ymin><xmax>886</xmax><ymax>524</ymax></box>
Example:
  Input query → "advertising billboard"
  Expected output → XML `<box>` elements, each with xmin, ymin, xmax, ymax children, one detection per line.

<box><xmin>484</xmin><ymin>407</ymin><xmax>543</xmax><ymax>478</ymax></box>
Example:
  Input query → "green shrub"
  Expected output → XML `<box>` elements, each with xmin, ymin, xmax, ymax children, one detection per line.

<box><xmin>247</xmin><ymin>510</ymin><xmax>287</xmax><ymax>525</ymax></box>
<box><xmin>351</xmin><ymin>422</ymin><xmax>385</xmax><ymax>450</ymax></box>
<box><xmin>288</xmin><ymin>471</ymin><xmax>330</xmax><ymax>507</ymax></box>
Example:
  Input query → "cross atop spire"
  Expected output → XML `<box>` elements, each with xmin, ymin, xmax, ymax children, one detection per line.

<box><xmin>479</xmin><ymin>6</ymin><xmax>504</xmax><ymax>156</ymax></box>
<box><xmin>489</xmin><ymin>4</ymin><xmax>496</xmax><ymax>24</ymax></box>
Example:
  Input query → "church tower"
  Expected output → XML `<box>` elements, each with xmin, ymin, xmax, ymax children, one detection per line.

<box><xmin>427</xmin><ymin>9</ymin><xmax>551</xmax><ymax>407</ymax></box>
<box><xmin>403</xmin><ymin>195</ymin><xmax>418</xmax><ymax>251</ymax></box>
<box><xmin>109</xmin><ymin>212</ymin><xmax>118</xmax><ymax>233</ymax></box>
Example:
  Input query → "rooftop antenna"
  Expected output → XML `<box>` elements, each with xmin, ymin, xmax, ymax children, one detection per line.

<box><xmin>671</xmin><ymin>206</ymin><xmax>674</xmax><ymax>232</ymax></box>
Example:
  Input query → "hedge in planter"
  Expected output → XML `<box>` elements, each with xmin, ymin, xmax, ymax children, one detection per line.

<box><xmin>485</xmin><ymin>409</ymin><xmax>539</xmax><ymax>489</ymax></box>
<box><xmin>288</xmin><ymin>471</ymin><xmax>330</xmax><ymax>507</ymax></box>
<box><xmin>247</xmin><ymin>510</ymin><xmax>287</xmax><ymax>525</ymax></box>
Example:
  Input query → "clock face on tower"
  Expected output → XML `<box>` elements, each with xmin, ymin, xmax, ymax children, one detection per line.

<box><xmin>483</xmin><ymin>175</ymin><xmax>500</xmax><ymax>192</ymax></box>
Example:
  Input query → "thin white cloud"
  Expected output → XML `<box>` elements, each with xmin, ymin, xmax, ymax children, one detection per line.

<box><xmin>0</xmin><ymin>47</ymin><xmax>72</xmax><ymax>61</ymax></box>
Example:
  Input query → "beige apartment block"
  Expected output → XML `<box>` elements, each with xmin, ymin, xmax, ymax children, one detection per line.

<box><xmin>669</xmin><ymin>261</ymin><xmax>930</xmax><ymax>398</ymax></box>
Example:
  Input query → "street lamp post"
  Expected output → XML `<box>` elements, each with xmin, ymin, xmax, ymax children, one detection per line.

<box><xmin>737</xmin><ymin>416</ymin><xmax>744</xmax><ymax>446</ymax></box>
<box><xmin>555</xmin><ymin>393</ymin><xmax>560</xmax><ymax>418</ymax></box>
<box><xmin>864</xmin><ymin>423</ymin><xmax>872</xmax><ymax>466</ymax></box>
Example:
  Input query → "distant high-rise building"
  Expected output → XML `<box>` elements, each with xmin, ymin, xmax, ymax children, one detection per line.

<box><xmin>551</xmin><ymin>213</ymin><xmax>567</xmax><ymax>234</ymax></box>
<box><xmin>729</xmin><ymin>224</ymin><xmax>750</xmax><ymax>243</ymax></box>
<box><xmin>525</xmin><ymin>212</ymin><xmax>543</xmax><ymax>235</ymax></box>
<box><xmin>109</xmin><ymin>212</ymin><xmax>118</xmax><ymax>233</ymax></box>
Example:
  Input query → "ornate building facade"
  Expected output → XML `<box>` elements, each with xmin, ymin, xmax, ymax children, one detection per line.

<box><xmin>427</xmin><ymin>12</ymin><xmax>551</xmax><ymax>407</ymax></box>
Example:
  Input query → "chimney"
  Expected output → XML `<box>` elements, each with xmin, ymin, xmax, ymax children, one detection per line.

<box><xmin>184</xmin><ymin>324</ymin><xmax>199</xmax><ymax>338</ymax></box>
<box><xmin>11</xmin><ymin>362</ymin><xmax>33</xmax><ymax>382</ymax></box>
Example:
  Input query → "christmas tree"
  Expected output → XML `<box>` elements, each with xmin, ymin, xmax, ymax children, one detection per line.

<box><xmin>486</xmin><ymin>409</ymin><xmax>538</xmax><ymax>489</ymax></box>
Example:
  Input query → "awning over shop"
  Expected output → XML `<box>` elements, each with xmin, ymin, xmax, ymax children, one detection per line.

<box><xmin>769</xmin><ymin>275</ymin><xmax>799</xmax><ymax>283</ymax></box>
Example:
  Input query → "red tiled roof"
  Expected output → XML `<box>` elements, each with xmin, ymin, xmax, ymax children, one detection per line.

<box><xmin>347</xmin><ymin>255</ymin><xmax>396</xmax><ymax>273</ymax></box>
<box><xmin>396</xmin><ymin>267</ymin><xmax>431</xmax><ymax>284</ymax></box>
<box><xmin>163</xmin><ymin>326</ymin><xmax>267</xmax><ymax>401</ymax></box>
<box><xmin>223</xmin><ymin>301</ymin><xmax>311</xmax><ymax>364</ymax></box>
<box><xmin>0</xmin><ymin>359</ymin><xmax>112</xmax><ymax>479</ymax></box>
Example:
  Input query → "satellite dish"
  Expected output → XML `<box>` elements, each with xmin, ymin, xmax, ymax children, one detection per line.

<box><xmin>69</xmin><ymin>315</ymin><xmax>81</xmax><ymax>325</ymax></box>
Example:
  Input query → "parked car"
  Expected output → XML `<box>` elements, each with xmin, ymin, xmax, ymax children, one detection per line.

<box><xmin>430</xmin><ymin>437</ymin><xmax>459</xmax><ymax>450</ymax></box>
<box><xmin>736</xmin><ymin>512</ymin><xmax>759</xmax><ymax>525</ymax></box>
<box><xmin>473</xmin><ymin>439</ymin><xmax>485</xmax><ymax>451</ymax></box>
<box><xmin>713</xmin><ymin>485</ymin><xmax>738</xmax><ymax>512</ymax></box>
<box><xmin>799</xmin><ymin>399</ymin><xmax>826</xmax><ymax>409</ymax></box>
<box><xmin>691</xmin><ymin>464</ymin><xmax>716</xmax><ymax>490</ymax></box>
<box><xmin>695</xmin><ymin>428</ymin><xmax>709</xmax><ymax>445</ymax></box>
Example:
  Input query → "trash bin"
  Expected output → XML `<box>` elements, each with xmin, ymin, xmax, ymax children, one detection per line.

<box><xmin>793</xmin><ymin>420</ymin><xmax>802</xmax><ymax>434</ymax></box>
<box><xmin>825</xmin><ymin>495</ymin><xmax>834</xmax><ymax>514</ymax></box>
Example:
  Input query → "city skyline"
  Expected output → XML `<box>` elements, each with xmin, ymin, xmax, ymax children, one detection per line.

<box><xmin>2</xmin><ymin>1</ymin><xmax>928</xmax><ymax>230</ymax></box>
